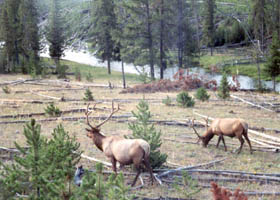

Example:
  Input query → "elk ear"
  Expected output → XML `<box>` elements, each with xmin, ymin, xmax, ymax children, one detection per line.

<box><xmin>85</xmin><ymin>128</ymin><xmax>91</xmax><ymax>132</ymax></box>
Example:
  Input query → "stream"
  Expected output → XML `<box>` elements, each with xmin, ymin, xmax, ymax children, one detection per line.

<box><xmin>41</xmin><ymin>49</ymin><xmax>280</xmax><ymax>92</ymax></box>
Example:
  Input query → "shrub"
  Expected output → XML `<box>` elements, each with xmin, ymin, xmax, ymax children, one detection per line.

<box><xmin>44</xmin><ymin>103</ymin><xmax>62</xmax><ymax>116</ymax></box>
<box><xmin>176</xmin><ymin>91</ymin><xmax>195</xmax><ymax>107</ymax></box>
<box><xmin>218</xmin><ymin>72</ymin><xmax>230</xmax><ymax>100</ymax></box>
<box><xmin>86</xmin><ymin>72</ymin><xmax>94</xmax><ymax>82</ymax></box>
<box><xmin>162</xmin><ymin>95</ymin><xmax>172</xmax><ymax>106</ymax></box>
<box><xmin>195</xmin><ymin>87</ymin><xmax>210</xmax><ymax>102</ymax></box>
<box><xmin>128</xmin><ymin>100</ymin><xmax>167</xmax><ymax>169</ymax></box>
<box><xmin>83</xmin><ymin>88</ymin><xmax>94</xmax><ymax>101</ymax></box>
<box><xmin>2</xmin><ymin>86</ymin><xmax>11</xmax><ymax>94</ymax></box>
<box><xmin>172</xmin><ymin>171</ymin><xmax>201</xmax><ymax>199</ymax></box>
<box><xmin>57</xmin><ymin>63</ymin><xmax>68</xmax><ymax>79</ymax></box>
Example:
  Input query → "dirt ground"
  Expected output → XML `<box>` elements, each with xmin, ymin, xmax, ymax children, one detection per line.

<box><xmin>1</xmin><ymin>74</ymin><xmax>280</xmax><ymax>199</ymax></box>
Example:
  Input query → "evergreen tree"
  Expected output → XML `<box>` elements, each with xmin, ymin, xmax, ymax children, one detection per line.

<box><xmin>43</xmin><ymin>124</ymin><xmax>81</xmax><ymax>199</ymax></box>
<box><xmin>251</xmin><ymin>0</ymin><xmax>267</xmax><ymax>52</ymax></box>
<box><xmin>19</xmin><ymin>0</ymin><xmax>41</xmax><ymax>74</ymax></box>
<box><xmin>90</xmin><ymin>0</ymin><xmax>117</xmax><ymax>75</ymax></box>
<box><xmin>218</xmin><ymin>72</ymin><xmax>230</xmax><ymax>100</ymax></box>
<box><xmin>264</xmin><ymin>32</ymin><xmax>280</xmax><ymax>91</ymax></box>
<box><xmin>202</xmin><ymin>0</ymin><xmax>216</xmax><ymax>56</ymax></box>
<box><xmin>0</xmin><ymin>120</ymin><xmax>82</xmax><ymax>199</ymax></box>
<box><xmin>0</xmin><ymin>0</ymin><xmax>22</xmax><ymax>72</ymax></box>
<box><xmin>128</xmin><ymin>100</ymin><xmax>167</xmax><ymax>169</ymax></box>
<box><xmin>46</xmin><ymin>0</ymin><xmax>65</xmax><ymax>68</ymax></box>
<box><xmin>0</xmin><ymin>119</ymin><xmax>47</xmax><ymax>199</ymax></box>
<box><xmin>119</xmin><ymin>0</ymin><xmax>157</xmax><ymax>80</ymax></box>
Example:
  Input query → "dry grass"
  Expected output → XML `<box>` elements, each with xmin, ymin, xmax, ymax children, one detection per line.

<box><xmin>1</xmin><ymin>74</ymin><xmax>280</xmax><ymax>199</ymax></box>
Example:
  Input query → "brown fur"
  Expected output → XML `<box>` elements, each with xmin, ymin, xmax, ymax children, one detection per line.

<box><xmin>85</xmin><ymin>103</ymin><xmax>155</xmax><ymax>186</ymax></box>
<box><xmin>193</xmin><ymin>118</ymin><xmax>252</xmax><ymax>154</ymax></box>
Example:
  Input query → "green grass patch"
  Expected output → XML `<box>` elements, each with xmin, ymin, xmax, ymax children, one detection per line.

<box><xmin>41</xmin><ymin>57</ymin><xmax>141</xmax><ymax>84</ymax></box>
<box><xmin>199</xmin><ymin>54</ymin><xmax>280</xmax><ymax>82</ymax></box>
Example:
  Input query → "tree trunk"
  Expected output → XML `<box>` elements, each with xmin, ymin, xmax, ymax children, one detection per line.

<box><xmin>121</xmin><ymin>60</ymin><xmax>126</xmax><ymax>89</ymax></box>
<box><xmin>146</xmin><ymin>2</ymin><xmax>155</xmax><ymax>80</ymax></box>
<box><xmin>177</xmin><ymin>0</ymin><xmax>183</xmax><ymax>68</ymax></box>
<box><xmin>256</xmin><ymin>56</ymin><xmax>261</xmax><ymax>90</ymax></box>
<box><xmin>273</xmin><ymin>76</ymin><xmax>276</xmax><ymax>92</ymax></box>
<box><xmin>107</xmin><ymin>58</ymin><xmax>111</xmax><ymax>74</ymax></box>
<box><xmin>159</xmin><ymin>0</ymin><xmax>165</xmax><ymax>79</ymax></box>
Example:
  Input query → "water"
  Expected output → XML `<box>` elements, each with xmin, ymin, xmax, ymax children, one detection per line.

<box><xmin>40</xmin><ymin>49</ymin><xmax>280</xmax><ymax>92</ymax></box>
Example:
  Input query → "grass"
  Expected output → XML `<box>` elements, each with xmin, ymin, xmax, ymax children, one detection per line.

<box><xmin>199</xmin><ymin>53</ymin><xmax>280</xmax><ymax>82</ymax></box>
<box><xmin>1</xmin><ymin>63</ymin><xmax>280</xmax><ymax>199</ymax></box>
<box><xmin>42</xmin><ymin>57</ymin><xmax>142</xmax><ymax>85</ymax></box>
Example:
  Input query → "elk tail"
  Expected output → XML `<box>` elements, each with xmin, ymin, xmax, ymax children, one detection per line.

<box><xmin>138</xmin><ymin>140</ymin><xmax>150</xmax><ymax>159</ymax></box>
<box><xmin>240</xmin><ymin>120</ymin><xmax>248</xmax><ymax>134</ymax></box>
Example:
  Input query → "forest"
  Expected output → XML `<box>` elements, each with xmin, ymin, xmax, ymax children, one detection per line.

<box><xmin>0</xmin><ymin>0</ymin><xmax>280</xmax><ymax>200</ymax></box>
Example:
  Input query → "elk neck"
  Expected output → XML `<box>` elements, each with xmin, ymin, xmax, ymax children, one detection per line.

<box><xmin>92</xmin><ymin>131</ymin><xmax>106</xmax><ymax>152</ymax></box>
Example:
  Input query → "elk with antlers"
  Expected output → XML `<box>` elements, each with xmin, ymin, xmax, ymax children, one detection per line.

<box><xmin>85</xmin><ymin>102</ymin><xmax>155</xmax><ymax>186</ymax></box>
<box><xmin>191</xmin><ymin>118</ymin><xmax>253</xmax><ymax>154</ymax></box>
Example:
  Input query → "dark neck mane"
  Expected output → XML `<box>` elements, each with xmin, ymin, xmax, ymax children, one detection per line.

<box><xmin>93</xmin><ymin>132</ymin><xmax>106</xmax><ymax>152</ymax></box>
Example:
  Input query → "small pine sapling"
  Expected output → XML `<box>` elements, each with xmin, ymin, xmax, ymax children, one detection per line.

<box><xmin>172</xmin><ymin>171</ymin><xmax>201</xmax><ymax>199</ymax></box>
<box><xmin>218</xmin><ymin>72</ymin><xmax>230</xmax><ymax>100</ymax></box>
<box><xmin>176</xmin><ymin>91</ymin><xmax>195</xmax><ymax>107</ymax></box>
<box><xmin>162</xmin><ymin>95</ymin><xmax>172</xmax><ymax>106</ymax></box>
<box><xmin>83</xmin><ymin>88</ymin><xmax>94</xmax><ymax>101</ymax></box>
<box><xmin>44</xmin><ymin>103</ymin><xmax>62</xmax><ymax>116</ymax></box>
<box><xmin>2</xmin><ymin>86</ymin><xmax>11</xmax><ymax>94</ymax></box>
<box><xmin>128</xmin><ymin>100</ymin><xmax>167</xmax><ymax>169</ymax></box>
<box><xmin>86</xmin><ymin>72</ymin><xmax>94</xmax><ymax>82</ymax></box>
<box><xmin>195</xmin><ymin>87</ymin><xmax>210</xmax><ymax>102</ymax></box>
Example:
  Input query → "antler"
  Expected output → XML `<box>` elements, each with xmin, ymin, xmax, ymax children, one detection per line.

<box><xmin>191</xmin><ymin>118</ymin><xmax>202</xmax><ymax>140</ymax></box>
<box><xmin>85</xmin><ymin>103</ymin><xmax>96</xmax><ymax>129</ymax></box>
<box><xmin>96</xmin><ymin>101</ymin><xmax>120</xmax><ymax>128</ymax></box>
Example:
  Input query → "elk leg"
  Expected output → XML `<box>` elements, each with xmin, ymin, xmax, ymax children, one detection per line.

<box><xmin>221</xmin><ymin>136</ymin><xmax>227</xmax><ymax>151</ymax></box>
<box><xmin>111</xmin><ymin>157</ymin><xmax>117</xmax><ymax>174</ymax></box>
<box><xmin>216</xmin><ymin>136</ymin><xmax>222</xmax><ymax>148</ymax></box>
<box><xmin>243</xmin><ymin>132</ymin><xmax>253</xmax><ymax>154</ymax></box>
<box><xmin>237</xmin><ymin>136</ymin><xmax>244</xmax><ymax>154</ymax></box>
<box><xmin>143</xmin><ymin>157</ymin><xmax>154</xmax><ymax>185</ymax></box>
<box><xmin>131</xmin><ymin>165</ymin><xmax>141</xmax><ymax>187</ymax></box>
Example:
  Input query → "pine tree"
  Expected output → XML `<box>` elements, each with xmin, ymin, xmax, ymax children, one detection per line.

<box><xmin>83</xmin><ymin>88</ymin><xmax>94</xmax><ymax>101</ymax></box>
<box><xmin>264</xmin><ymin>32</ymin><xmax>280</xmax><ymax>91</ymax></box>
<box><xmin>128</xmin><ymin>100</ymin><xmax>167</xmax><ymax>169</ymax></box>
<box><xmin>0</xmin><ymin>0</ymin><xmax>22</xmax><ymax>72</ymax></box>
<box><xmin>118</xmin><ymin>0</ymin><xmax>156</xmax><ymax>80</ymax></box>
<box><xmin>0</xmin><ymin>119</ymin><xmax>47</xmax><ymax>199</ymax></box>
<box><xmin>203</xmin><ymin>0</ymin><xmax>216</xmax><ymax>56</ymax></box>
<box><xmin>218</xmin><ymin>72</ymin><xmax>230</xmax><ymax>100</ymax></box>
<box><xmin>251</xmin><ymin>0</ymin><xmax>267</xmax><ymax>52</ymax></box>
<box><xmin>19</xmin><ymin>0</ymin><xmax>41</xmax><ymax>75</ymax></box>
<box><xmin>43</xmin><ymin>124</ymin><xmax>81</xmax><ymax>199</ymax></box>
<box><xmin>46</xmin><ymin>0</ymin><xmax>65</xmax><ymax>68</ymax></box>
<box><xmin>90</xmin><ymin>0</ymin><xmax>117</xmax><ymax>75</ymax></box>
<box><xmin>0</xmin><ymin>120</ymin><xmax>82</xmax><ymax>199</ymax></box>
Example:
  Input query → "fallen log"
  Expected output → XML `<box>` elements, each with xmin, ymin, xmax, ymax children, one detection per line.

<box><xmin>230</xmin><ymin>94</ymin><xmax>275</xmax><ymax>112</ymax></box>
<box><xmin>158</xmin><ymin>158</ymin><xmax>227</xmax><ymax>178</ymax></box>
<box><xmin>0</xmin><ymin>114</ymin><xmax>133</xmax><ymax>124</ymax></box>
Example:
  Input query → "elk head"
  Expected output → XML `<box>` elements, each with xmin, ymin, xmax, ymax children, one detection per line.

<box><xmin>191</xmin><ymin>118</ymin><xmax>207</xmax><ymax>147</ymax></box>
<box><xmin>85</xmin><ymin>102</ymin><xmax>120</xmax><ymax>139</ymax></box>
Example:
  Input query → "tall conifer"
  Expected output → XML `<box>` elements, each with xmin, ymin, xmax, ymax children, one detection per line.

<box><xmin>264</xmin><ymin>32</ymin><xmax>280</xmax><ymax>91</ymax></box>
<box><xmin>46</xmin><ymin>0</ymin><xmax>65</xmax><ymax>67</ymax></box>
<box><xmin>90</xmin><ymin>0</ymin><xmax>117</xmax><ymax>75</ymax></box>
<box><xmin>203</xmin><ymin>0</ymin><xmax>216</xmax><ymax>56</ymax></box>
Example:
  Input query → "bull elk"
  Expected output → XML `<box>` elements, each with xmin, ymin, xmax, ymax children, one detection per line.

<box><xmin>85</xmin><ymin>102</ymin><xmax>155</xmax><ymax>186</ymax></box>
<box><xmin>191</xmin><ymin>118</ymin><xmax>253</xmax><ymax>154</ymax></box>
